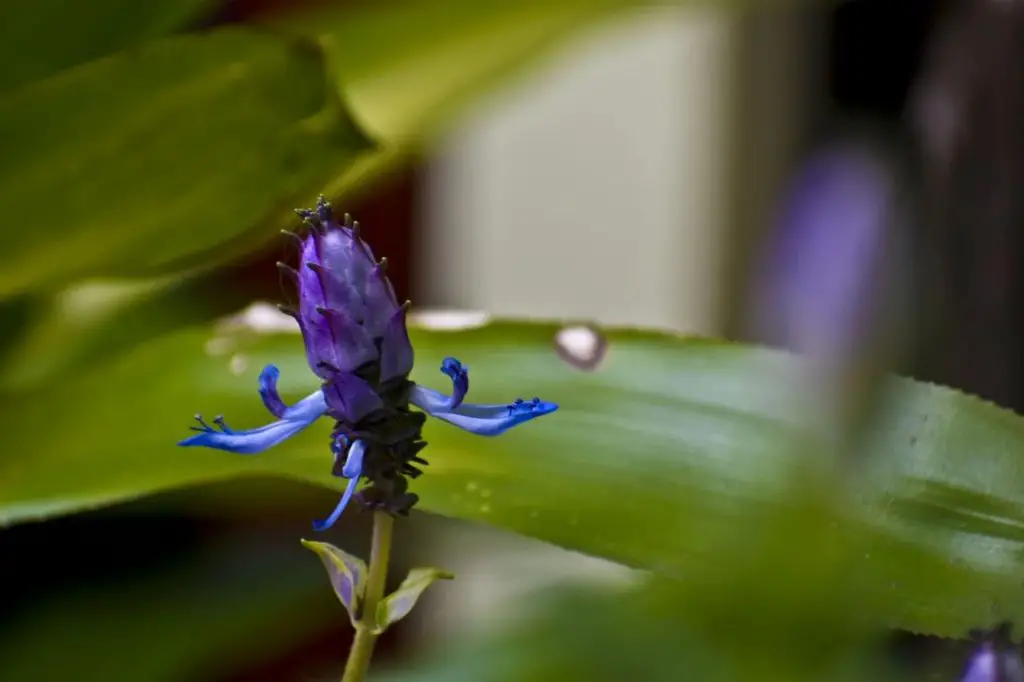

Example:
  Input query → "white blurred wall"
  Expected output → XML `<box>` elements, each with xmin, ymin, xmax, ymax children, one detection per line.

<box><xmin>422</xmin><ymin>6</ymin><xmax>733</xmax><ymax>332</ymax></box>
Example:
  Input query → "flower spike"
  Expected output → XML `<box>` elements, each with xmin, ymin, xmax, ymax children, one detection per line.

<box><xmin>179</xmin><ymin>197</ymin><xmax>559</xmax><ymax>529</ymax></box>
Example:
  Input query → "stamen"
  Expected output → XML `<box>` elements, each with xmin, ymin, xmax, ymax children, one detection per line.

<box><xmin>280</xmin><ymin>230</ymin><xmax>303</xmax><ymax>245</ymax></box>
<box><xmin>276</xmin><ymin>262</ymin><xmax>299</xmax><ymax>283</ymax></box>
<box><xmin>315</xmin><ymin>194</ymin><xmax>332</xmax><ymax>223</ymax></box>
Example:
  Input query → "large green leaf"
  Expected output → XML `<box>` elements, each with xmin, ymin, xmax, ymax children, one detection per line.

<box><xmin>0</xmin><ymin>0</ymin><xmax>217</xmax><ymax>93</ymax></box>
<box><xmin>2</xmin><ymin>314</ymin><xmax>1024</xmax><ymax>636</ymax></box>
<box><xmin>0</xmin><ymin>27</ymin><xmax>373</xmax><ymax>295</ymax></box>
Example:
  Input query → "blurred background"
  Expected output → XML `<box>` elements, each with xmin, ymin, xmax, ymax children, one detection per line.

<box><xmin>2</xmin><ymin>0</ymin><xmax>1021</xmax><ymax>679</ymax></box>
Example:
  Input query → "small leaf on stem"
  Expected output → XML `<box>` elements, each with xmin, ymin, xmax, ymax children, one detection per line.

<box><xmin>373</xmin><ymin>567</ymin><xmax>454</xmax><ymax>635</ymax></box>
<box><xmin>301</xmin><ymin>539</ymin><xmax>368</xmax><ymax>627</ymax></box>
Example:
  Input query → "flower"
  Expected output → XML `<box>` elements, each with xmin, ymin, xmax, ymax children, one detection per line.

<box><xmin>179</xmin><ymin>196</ymin><xmax>558</xmax><ymax>531</ymax></box>
<box><xmin>961</xmin><ymin>622</ymin><xmax>1024</xmax><ymax>682</ymax></box>
<box><xmin>751</xmin><ymin>144</ymin><xmax>900</xmax><ymax>369</ymax></box>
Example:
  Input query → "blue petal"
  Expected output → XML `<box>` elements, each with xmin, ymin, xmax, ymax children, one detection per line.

<box><xmin>440</xmin><ymin>357</ymin><xmax>469</xmax><ymax>410</ymax></box>
<box><xmin>258</xmin><ymin>366</ymin><xmax>328</xmax><ymax>421</ymax></box>
<box><xmin>409</xmin><ymin>385</ymin><xmax>557</xmax><ymax>437</ymax></box>
<box><xmin>341</xmin><ymin>438</ymin><xmax>366</xmax><ymax>479</ymax></box>
<box><xmin>178</xmin><ymin>389</ymin><xmax>327</xmax><ymax>454</ymax></box>
<box><xmin>313</xmin><ymin>440</ymin><xmax>366</xmax><ymax>532</ymax></box>
<box><xmin>258</xmin><ymin>365</ymin><xmax>288</xmax><ymax>418</ymax></box>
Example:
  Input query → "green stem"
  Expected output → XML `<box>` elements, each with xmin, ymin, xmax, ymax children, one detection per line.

<box><xmin>341</xmin><ymin>511</ymin><xmax>394</xmax><ymax>682</ymax></box>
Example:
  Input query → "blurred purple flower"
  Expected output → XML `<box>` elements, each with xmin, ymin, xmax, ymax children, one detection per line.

<box><xmin>180</xmin><ymin>196</ymin><xmax>557</xmax><ymax>530</ymax></box>
<box><xmin>961</xmin><ymin>623</ymin><xmax>1024</xmax><ymax>682</ymax></box>
<box><xmin>753</xmin><ymin>144</ymin><xmax>901</xmax><ymax>365</ymax></box>
<box><xmin>748</xmin><ymin>142</ymin><xmax>912</xmax><ymax>432</ymax></box>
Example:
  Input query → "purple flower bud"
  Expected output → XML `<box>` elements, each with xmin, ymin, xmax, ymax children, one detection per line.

<box><xmin>292</xmin><ymin>196</ymin><xmax>411</xmax><ymax>381</ymax></box>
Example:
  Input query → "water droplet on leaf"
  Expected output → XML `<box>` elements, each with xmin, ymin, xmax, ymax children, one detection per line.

<box><xmin>554</xmin><ymin>325</ymin><xmax>607</xmax><ymax>371</ymax></box>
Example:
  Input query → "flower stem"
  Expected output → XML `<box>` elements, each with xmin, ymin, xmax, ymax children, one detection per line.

<box><xmin>341</xmin><ymin>511</ymin><xmax>394</xmax><ymax>682</ymax></box>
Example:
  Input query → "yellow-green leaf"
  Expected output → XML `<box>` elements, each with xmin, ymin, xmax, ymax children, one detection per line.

<box><xmin>301</xmin><ymin>539</ymin><xmax>368</xmax><ymax>626</ymax></box>
<box><xmin>374</xmin><ymin>567</ymin><xmax>454</xmax><ymax>634</ymax></box>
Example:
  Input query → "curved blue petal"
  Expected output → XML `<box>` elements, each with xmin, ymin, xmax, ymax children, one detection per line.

<box><xmin>413</xmin><ymin>357</ymin><xmax>470</xmax><ymax>412</ymax></box>
<box><xmin>440</xmin><ymin>357</ymin><xmax>469</xmax><ymax>410</ymax></box>
<box><xmin>311</xmin><ymin>477</ymin><xmax>360</xmax><ymax>532</ymax></box>
<box><xmin>178</xmin><ymin>417</ymin><xmax>315</xmax><ymax>454</ymax></box>
<box><xmin>258</xmin><ymin>366</ymin><xmax>328</xmax><ymax>421</ymax></box>
<box><xmin>178</xmin><ymin>389</ymin><xmax>327</xmax><ymax>454</ymax></box>
<box><xmin>409</xmin><ymin>385</ymin><xmax>557</xmax><ymax>437</ymax></box>
<box><xmin>341</xmin><ymin>439</ymin><xmax>366</xmax><ymax>479</ymax></box>
<box><xmin>258</xmin><ymin>365</ymin><xmax>288</xmax><ymax>418</ymax></box>
<box><xmin>313</xmin><ymin>440</ymin><xmax>366</xmax><ymax>532</ymax></box>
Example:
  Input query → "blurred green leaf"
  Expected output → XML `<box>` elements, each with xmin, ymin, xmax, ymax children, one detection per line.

<box><xmin>0</xmin><ymin>0</ymin><xmax>217</xmax><ymax>93</ymax></box>
<box><xmin>0</xmin><ymin>539</ymin><xmax>335</xmax><ymax>682</ymax></box>
<box><xmin>374</xmin><ymin>567</ymin><xmax>454</xmax><ymax>634</ymax></box>
<box><xmin>0</xmin><ymin>1</ymin><xmax>650</xmax><ymax>294</ymax></box>
<box><xmin>0</xmin><ymin>27</ymin><xmax>373</xmax><ymax>296</ymax></box>
<box><xmin>0</xmin><ymin>293</ymin><xmax>39</xmax><ymax>369</ymax></box>
<box><xmin>373</xmin><ymin>577</ymin><xmax>905</xmax><ymax>682</ymax></box>
<box><xmin>0</xmin><ymin>263</ymin><xmax>287</xmax><ymax>393</ymax></box>
<box><xmin>1</xmin><ymin>319</ymin><xmax>1024</xmax><ymax>636</ymax></box>
<box><xmin>278</xmin><ymin>0</ymin><xmax>641</xmax><ymax>143</ymax></box>
<box><xmin>301</xmin><ymin>539</ymin><xmax>368</xmax><ymax>627</ymax></box>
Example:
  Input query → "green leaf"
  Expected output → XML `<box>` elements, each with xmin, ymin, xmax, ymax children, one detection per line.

<box><xmin>0</xmin><ymin>293</ymin><xmax>38</xmax><ymax>370</ymax></box>
<box><xmin>0</xmin><ymin>0</ymin><xmax>217</xmax><ymax>93</ymax></box>
<box><xmin>0</xmin><ymin>27</ymin><xmax>373</xmax><ymax>295</ymax></box>
<box><xmin>2</xmin><ymin>319</ymin><xmax>1024</xmax><ymax>636</ymax></box>
<box><xmin>0</xmin><ymin>1</ymin><xmax>642</xmax><ymax>294</ymax></box>
<box><xmin>374</xmin><ymin>567</ymin><xmax>454</xmax><ymax>635</ymax></box>
<box><xmin>0</xmin><ymin>271</ymin><xmax>259</xmax><ymax>393</ymax></box>
<box><xmin>301</xmin><ymin>539</ymin><xmax>368</xmax><ymax>627</ymax></box>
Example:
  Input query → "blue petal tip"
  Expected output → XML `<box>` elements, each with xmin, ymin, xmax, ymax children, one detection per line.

<box><xmin>311</xmin><ymin>473</ymin><xmax>362</xmax><ymax>531</ymax></box>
